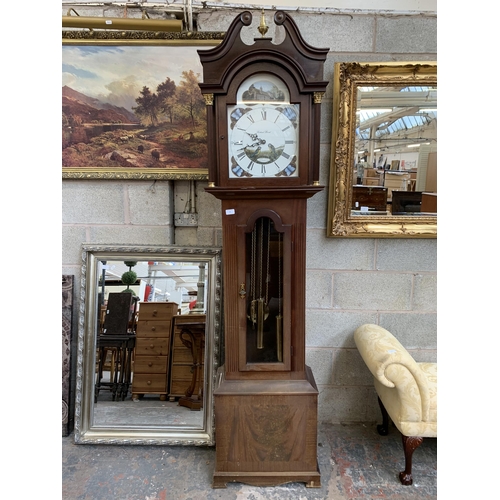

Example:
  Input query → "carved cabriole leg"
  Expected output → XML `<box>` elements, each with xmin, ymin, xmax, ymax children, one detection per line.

<box><xmin>376</xmin><ymin>397</ymin><xmax>390</xmax><ymax>436</ymax></box>
<box><xmin>399</xmin><ymin>435</ymin><xmax>423</xmax><ymax>486</ymax></box>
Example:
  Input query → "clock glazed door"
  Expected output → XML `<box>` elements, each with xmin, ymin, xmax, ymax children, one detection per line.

<box><xmin>237</xmin><ymin>209</ymin><xmax>292</xmax><ymax>372</ymax></box>
<box><xmin>220</xmin><ymin>197</ymin><xmax>309</xmax><ymax>382</ymax></box>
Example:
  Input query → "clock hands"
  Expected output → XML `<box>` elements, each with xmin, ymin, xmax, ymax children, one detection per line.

<box><xmin>245</xmin><ymin>131</ymin><xmax>259</xmax><ymax>141</ymax></box>
<box><xmin>236</xmin><ymin>138</ymin><xmax>266</xmax><ymax>151</ymax></box>
<box><xmin>244</xmin><ymin>132</ymin><xmax>266</xmax><ymax>146</ymax></box>
<box><xmin>249</xmin><ymin>140</ymin><xmax>266</xmax><ymax>148</ymax></box>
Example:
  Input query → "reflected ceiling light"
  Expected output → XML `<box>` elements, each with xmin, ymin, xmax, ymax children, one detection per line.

<box><xmin>357</xmin><ymin>108</ymin><xmax>392</xmax><ymax>113</ymax></box>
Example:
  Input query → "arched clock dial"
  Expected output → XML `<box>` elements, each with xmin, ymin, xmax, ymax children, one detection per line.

<box><xmin>228</xmin><ymin>103</ymin><xmax>299</xmax><ymax>178</ymax></box>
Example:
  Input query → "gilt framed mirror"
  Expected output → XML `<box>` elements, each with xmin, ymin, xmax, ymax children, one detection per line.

<box><xmin>327</xmin><ymin>62</ymin><xmax>437</xmax><ymax>238</ymax></box>
<box><xmin>74</xmin><ymin>244</ymin><xmax>222</xmax><ymax>445</ymax></box>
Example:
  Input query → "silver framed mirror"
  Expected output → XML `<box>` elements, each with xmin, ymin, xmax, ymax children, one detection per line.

<box><xmin>74</xmin><ymin>245</ymin><xmax>222</xmax><ymax>445</ymax></box>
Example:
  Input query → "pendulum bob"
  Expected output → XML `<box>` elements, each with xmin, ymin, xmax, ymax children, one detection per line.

<box><xmin>249</xmin><ymin>298</ymin><xmax>269</xmax><ymax>349</ymax></box>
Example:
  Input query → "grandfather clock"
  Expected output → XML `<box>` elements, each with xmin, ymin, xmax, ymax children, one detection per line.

<box><xmin>198</xmin><ymin>10</ymin><xmax>328</xmax><ymax>488</ymax></box>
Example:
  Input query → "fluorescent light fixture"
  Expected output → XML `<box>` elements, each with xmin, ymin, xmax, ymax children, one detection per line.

<box><xmin>407</xmin><ymin>142</ymin><xmax>431</xmax><ymax>148</ymax></box>
<box><xmin>374</xmin><ymin>149</ymin><xmax>381</xmax><ymax>152</ymax></box>
<box><xmin>419</xmin><ymin>108</ymin><xmax>437</xmax><ymax>113</ymax></box>
<box><xmin>357</xmin><ymin>108</ymin><xmax>392</xmax><ymax>113</ymax></box>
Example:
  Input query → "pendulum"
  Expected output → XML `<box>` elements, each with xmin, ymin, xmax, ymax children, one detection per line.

<box><xmin>248</xmin><ymin>217</ymin><xmax>271</xmax><ymax>349</ymax></box>
<box><xmin>256</xmin><ymin>298</ymin><xmax>265</xmax><ymax>349</ymax></box>
<box><xmin>276</xmin><ymin>231</ymin><xmax>283</xmax><ymax>361</ymax></box>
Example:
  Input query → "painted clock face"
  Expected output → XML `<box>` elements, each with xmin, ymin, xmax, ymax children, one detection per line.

<box><xmin>227</xmin><ymin>74</ymin><xmax>299</xmax><ymax>179</ymax></box>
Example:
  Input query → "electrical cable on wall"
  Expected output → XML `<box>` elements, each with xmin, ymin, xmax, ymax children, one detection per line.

<box><xmin>174</xmin><ymin>180</ymin><xmax>199</xmax><ymax>226</ymax></box>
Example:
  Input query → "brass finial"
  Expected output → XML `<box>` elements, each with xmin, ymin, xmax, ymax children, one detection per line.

<box><xmin>257</xmin><ymin>10</ymin><xmax>268</xmax><ymax>37</ymax></box>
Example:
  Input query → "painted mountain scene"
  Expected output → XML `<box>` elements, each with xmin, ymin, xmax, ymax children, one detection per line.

<box><xmin>62</xmin><ymin>45</ymin><xmax>208</xmax><ymax>171</ymax></box>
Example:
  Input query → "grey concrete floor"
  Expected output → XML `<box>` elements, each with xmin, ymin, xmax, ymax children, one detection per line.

<box><xmin>62</xmin><ymin>422</ymin><xmax>437</xmax><ymax>499</ymax></box>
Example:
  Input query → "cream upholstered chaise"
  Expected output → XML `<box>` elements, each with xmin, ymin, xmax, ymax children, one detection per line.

<box><xmin>354</xmin><ymin>324</ymin><xmax>437</xmax><ymax>485</ymax></box>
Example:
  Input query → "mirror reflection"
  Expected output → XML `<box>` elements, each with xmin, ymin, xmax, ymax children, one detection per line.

<box><xmin>75</xmin><ymin>246</ymin><xmax>221</xmax><ymax>445</ymax></box>
<box><xmin>352</xmin><ymin>84</ymin><xmax>437</xmax><ymax>216</ymax></box>
<box><xmin>94</xmin><ymin>260</ymin><xmax>207</xmax><ymax>427</ymax></box>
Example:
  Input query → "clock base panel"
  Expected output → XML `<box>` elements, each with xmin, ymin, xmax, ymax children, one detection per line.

<box><xmin>212</xmin><ymin>366</ymin><xmax>321</xmax><ymax>488</ymax></box>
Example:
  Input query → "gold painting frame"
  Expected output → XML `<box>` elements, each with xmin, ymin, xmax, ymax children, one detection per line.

<box><xmin>327</xmin><ymin>62</ymin><xmax>437</xmax><ymax>238</ymax></box>
<box><xmin>62</xmin><ymin>30</ymin><xmax>224</xmax><ymax>180</ymax></box>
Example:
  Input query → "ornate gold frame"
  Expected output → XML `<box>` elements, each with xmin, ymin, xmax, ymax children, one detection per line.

<box><xmin>327</xmin><ymin>62</ymin><xmax>437</xmax><ymax>238</ymax></box>
<box><xmin>62</xmin><ymin>31</ymin><xmax>224</xmax><ymax>180</ymax></box>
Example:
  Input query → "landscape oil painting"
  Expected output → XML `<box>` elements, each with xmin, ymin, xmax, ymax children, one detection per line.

<box><xmin>62</xmin><ymin>43</ymin><xmax>212</xmax><ymax>179</ymax></box>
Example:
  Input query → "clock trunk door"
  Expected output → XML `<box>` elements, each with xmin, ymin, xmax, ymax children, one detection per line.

<box><xmin>238</xmin><ymin>211</ymin><xmax>291</xmax><ymax>372</ymax></box>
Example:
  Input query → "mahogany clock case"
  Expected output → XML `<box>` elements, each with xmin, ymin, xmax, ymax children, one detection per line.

<box><xmin>198</xmin><ymin>10</ymin><xmax>329</xmax><ymax>488</ymax></box>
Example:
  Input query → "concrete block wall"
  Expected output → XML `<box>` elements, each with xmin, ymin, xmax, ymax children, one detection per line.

<box><xmin>62</xmin><ymin>5</ymin><xmax>437</xmax><ymax>424</ymax></box>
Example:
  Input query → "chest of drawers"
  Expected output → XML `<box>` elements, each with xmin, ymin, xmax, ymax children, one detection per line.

<box><xmin>131</xmin><ymin>302</ymin><xmax>178</xmax><ymax>401</ymax></box>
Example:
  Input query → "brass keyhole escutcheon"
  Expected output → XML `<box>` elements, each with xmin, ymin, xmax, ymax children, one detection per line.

<box><xmin>239</xmin><ymin>283</ymin><xmax>246</xmax><ymax>299</ymax></box>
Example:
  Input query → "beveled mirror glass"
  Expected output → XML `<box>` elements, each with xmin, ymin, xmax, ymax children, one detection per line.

<box><xmin>327</xmin><ymin>62</ymin><xmax>437</xmax><ymax>237</ymax></box>
<box><xmin>74</xmin><ymin>245</ymin><xmax>222</xmax><ymax>445</ymax></box>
